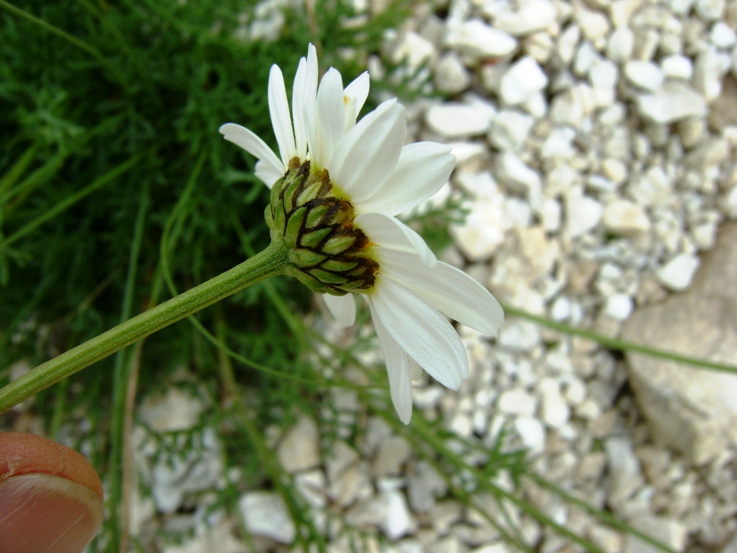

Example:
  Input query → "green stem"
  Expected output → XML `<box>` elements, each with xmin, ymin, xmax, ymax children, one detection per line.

<box><xmin>0</xmin><ymin>142</ymin><xmax>40</xmax><ymax>197</ymax></box>
<box><xmin>402</xmin><ymin>414</ymin><xmax>606</xmax><ymax>553</ymax></box>
<box><xmin>0</xmin><ymin>155</ymin><xmax>141</xmax><ymax>250</ymax></box>
<box><xmin>108</xmin><ymin>186</ymin><xmax>149</xmax><ymax>553</ymax></box>
<box><xmin>501</xmin><ymin>303</ymin><xmax>737</xmax><ymax>375</ymax></box>
<box><xmin>214</xmin><ymin>318</ymin><xmax>323</xmax><ymax>552</ymax></box>
<box><xmin>0</xmin><ymin>0</ymin><xmax>107</xmax><ymax>64</ymax></box>
<box><xmin>529</xmin><ymin>474</ymin><xmax>678</xmax><ymax>553</ymax></box>
<box><xmin>0</xmin><ymin>243</ymin><xmax>290</xmax><ymax>414</ymax></box>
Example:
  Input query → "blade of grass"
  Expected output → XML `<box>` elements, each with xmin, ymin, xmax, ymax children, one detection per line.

<box><xmin>405</xmin><ymin>413</ymin><xmax>607</xmax><ymax>553</ymax></box>
<box><xmin>0</xmin><ymin>142</ymin><xmax>40</xmax><ymax>197</ymax></box>
<box><xmin>49</xmin><ymin>377</ymin><xmax>69</xmax><ymax>439</ymax></box>
<box><xmin>0</xmin><ymin>155</ymin><xmax>142</xmax><ymax>248</ymax></box>
<box><xmin>0</xmin><ymin>0</ymin><xmax>106</xmax><ymax>64</ymax></box>
<box><xmin>390</xmin><ymin>415</ymin><xmax>533</xmax><ymax>552</ymax></box>
<box><xmin>214</xmin><ymin>317</ymin><xmax>327</xmax><ymax>552</ymax></box>
<box><xmin>428</xmin><ymin>422</ymin><xmax>680</xmax><ymax>553</ymax></box>
<box><xmin>1</xmin><ymin>117</ymin><xmax>122</xmax><ymax>211</ymax></box>
<box><xmin>0</xmin><ymin>154</ymin><xmax>142</xmax><ymax>250</ymax></box>
<box><xmin>0</xmin><ymin>149</ymin><xmax>69</xmax><ymax>209</ymax></box>
<box><xmin>108</xmin><ymin>185</ymin><xmax>149</xmax><ymax>553</ymax></box>
<box><xmin>501</xmin><ymin>303</ymin><xmax>737</xmax><ymax>375</ymax></box>
<box><xmin>529</xmin><ymin>474</ymin><xmax>679</xmax><ymax>553</ymax></box>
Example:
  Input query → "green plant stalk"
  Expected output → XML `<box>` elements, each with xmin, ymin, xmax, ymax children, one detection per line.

<box><xmin>0</xmin><ymin>0</ymin><xmax>106</xmax><ymax>64</ymax></box>
<box><xmin>0</xmin><ymin>142</ymin><xmax>39</xmax><ymax>197</ymax></box>
<box><xmin>1</xmin><ymin>118</ymin><xmax>120</xmax><ymax>210</ymax></box>
<box><xmin>402</xmin><ymin>413</ymin><xmax>607</xmax><ymax>553</ymax></box>
<box><xmin>108</xmin><ymin>186</ymin><xmax>149</xmax><ymax>553</ymax></box>
<box><xmin>0</xmin><ymin>243</ymin><xmax>291</xmax><ymax>414</ymax></box>
<box><xmin>501</xmin><ymin>303</ymin><xmax>737</xmax><ymax>375</ymax></box>
<box><xmin>0</xmin><ymin>155</ymin><xmax>141</xmax><ymax>250</ymax></box>
<box><xmin>214</xmin><ymin>318</ymin><xmax>325</xmax><ymax>552</ymax></box>
<box><xmin>529</xmin><ymin>474</ymin><xmax>678</xmax><ymax>553</ymax></box>
<box><xmin>0</xmin><ymin>150</ymin><xmax>69</xmax><ymax>210</ymax></box>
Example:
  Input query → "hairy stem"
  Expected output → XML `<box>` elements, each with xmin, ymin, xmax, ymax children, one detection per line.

<box><xmin>0</xmin><ymin>243</ymin><xmax>290</xmax><ymax>413</ymax></box>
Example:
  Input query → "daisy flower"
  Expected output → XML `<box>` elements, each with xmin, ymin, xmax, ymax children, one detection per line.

<box><xmin>220</xmin><ymin>45</ymin><xmax>504</xmax><ymax>423</ymax></box>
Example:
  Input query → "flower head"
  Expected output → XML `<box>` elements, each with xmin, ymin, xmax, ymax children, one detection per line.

<box><xmin>221</xmin><ymin>45</ymin><xmax>504</xmax><ymax>423</ymax></box>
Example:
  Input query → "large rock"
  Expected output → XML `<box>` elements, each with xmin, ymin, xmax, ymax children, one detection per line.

<box><xmin>621</xmin><ymin>222</ymin><xmax>737</xmax><ymax>464</ymax></box>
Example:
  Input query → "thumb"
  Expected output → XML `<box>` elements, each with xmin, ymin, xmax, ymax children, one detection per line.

<box><xmin>0</xmin><ymin>432</ymin><xmax>104</xmax><ymax>553</ymax></box>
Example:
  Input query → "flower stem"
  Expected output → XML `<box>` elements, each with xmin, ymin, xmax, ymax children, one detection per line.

<box><xmin>500</xmin><ymin>302</ymin><xmax>737</xmax><ymax>375</ymax></box>
<box><xmin>0</xmin><ymin>243</ymin><xmax>290</xmax><ymax>414</ymax></box>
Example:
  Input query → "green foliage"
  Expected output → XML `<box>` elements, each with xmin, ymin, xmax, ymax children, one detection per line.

<box><xmin>0</xmin><ymin>0</ymin><xmax>413</xmax><ymax>549</ymax></box>
<box><xmin>0</xmin><ymin>0</ymin><xmax>409</xmax><ymax>395</ymax></box>
<box><xmin>0</xmin><ymin>2</ymin><xmax>697</xmax><ymax>553</ymax></box>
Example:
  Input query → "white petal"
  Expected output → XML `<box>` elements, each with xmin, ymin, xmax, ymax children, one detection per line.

<box><xmin>343</xmin><ymin>72</ymin><xmax>370</xmax><ymax>130</ymax></box>
<box><xmin>220</xmin><ymin>123</ymin><xmax>284</xmax><ymax>180</ymax></box>
<box><xmin>355</xmin><ymin>212</ymin><xmax>436</xmax><ymax>267</ymax></box>
<box><xmin>359</xmin><ymin>142</ymin><xmax>456</xmax><ymax>216</ymax></box>
<box><xmin>292</xmin><ymin>58</ymin><xmax>309</xmax><ymax>159</ymax></box>
<box><xmin>268</xmin><ymin>65</ymin><xmax>297</xmax><ymax>166</ymax></box>
<box><xmin>369</xmin><ymin>300</ymin><xmax>413</xmax><ymax>424</ymax></box>
<box><xmin>370</xmin><ymin>279</ymin><xmax>468</xmax><ymax>390</ymax></box>
<box><xmin>254</xmin><ymin>160</ymin><xmax>284</xmax><ymax>189</ymax></box>
<box><xmin>303</xmin><ymin>45</ymin><xmax>319</xmax><ymax>161</ymax></box>
<box><xmin>343</xmin><ymin>94</ymin><xmax>357</xmax><ymax>133</ymax></box>
<box><xmin>329</xmin><ymin>100</ymin><xmax>406</xmax><ymax>202</ymax></box>
<box><xmin>293</xmin><ymin>45</ymin><xmax>318</xmax><ymax>159</ymax></box>
<box><xmin>382</xmin><ymin>253</ymin><xmax>505</xmax><ymax>336</ymax></box>
<box><xmin>313</xmin><ymin>68</ymin><xmax>345</xmax><ymax>170</ymax></box>
<box><xmin>323</xmin><ymin>293</ymin><xmax>356</xmax><ymax>328</ymax></box>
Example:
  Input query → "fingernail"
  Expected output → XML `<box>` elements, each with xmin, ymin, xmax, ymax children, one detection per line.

<box><xmin>0</xmin><ymin>473</ymin><xmax>104</xmax><ymax>553</ymax></box>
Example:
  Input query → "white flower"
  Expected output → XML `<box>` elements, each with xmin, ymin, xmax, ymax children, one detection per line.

<box><xmin>220</xmin><ymin>45</ymin><xmax>504</xmax><ymax>423</ymax></box>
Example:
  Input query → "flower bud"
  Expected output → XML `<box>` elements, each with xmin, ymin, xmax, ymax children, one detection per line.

<box><xmin>266</xmin><ymin>159</ymin><xmax>379</xmax><ymax>295</ymax></box>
